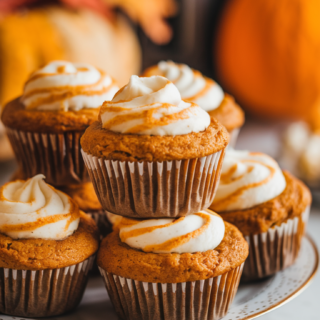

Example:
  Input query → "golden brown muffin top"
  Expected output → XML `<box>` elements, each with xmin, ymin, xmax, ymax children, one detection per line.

<box><xmin>59</xmin><ymin>182</ymin><xmax>102</xmax><ymax>212</ymax></box>
<box><xmin>0</xmin><ymin>212</ymin><xmax>99</xmax><ymax>270</ymax></box>
<box><xmin>81</xmin><ymin>118</ymin><xmax>229</xmax><ymax>162</ymax></box>
<box><xmin>210</xmin><ymin>171</ymin><xmax>312</xmax><ymax>236</ymax></box>
<box><xmin>208</xmin><ymin>94</ymin><xmax>245</xmax><ymax>132</ymax></box>
<box><xmin>1</xmin><ymin>98</ymin><xmax>99</xmax><ymax>133</ymax></box>
<box><xmin>97</xmin><ymin>221</ymin><xmax>248</xmax><ymax>283</ymax></box>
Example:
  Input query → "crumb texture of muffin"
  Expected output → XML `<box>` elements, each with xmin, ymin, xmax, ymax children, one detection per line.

<box><xmin>0</xmin><ymin>213</ymin><xmax>99</xmax><ymax>270</ymax></box>
<box><xmin>81</xmin><ymin>118</ymin><xmax>229</xmax><ymax>162</ymax></box>
<box><xmin>97</xmin><ymin>221</ymin><xmax>248</xmax><ymax>283</ymax></box>
<box><xmin>2</xmin><ymin>98</ymin><xmax>100</xmax><ymax>133</ymax></box>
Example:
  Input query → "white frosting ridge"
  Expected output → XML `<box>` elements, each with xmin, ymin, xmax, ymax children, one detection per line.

<box><xmin>145</xmin><ymin>61</ymin><xmax>224</xmax><ymax>112</ymax></box>
<box><xmin>118</xmin><ymin>210</ymin><xmax>225</xmax><ymax>254</ymax></box>
<box><xmin>100</xmin><ymin>75</ymin><xmax>210</xmax><ymax>136</ymax></box>
<box><xmin>21</xmin><ymin>60</ymin><xmax>119</xmax><ymax>111</ymax></box>
<box><xmin>0</xmin><ymin>174</ymin><xmax>80</xmax><ymax>240</ymax></box>
<box><xmin>212</xmin><ymin>150</ymin><xmax>287</xmax><ymax>211</ymax></box>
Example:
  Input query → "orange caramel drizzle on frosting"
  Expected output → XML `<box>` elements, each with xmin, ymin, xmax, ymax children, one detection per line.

<box><xmin>213</xmin><ymin>159</ymin><xmax>277</xmax><ymax>207</ymax></box>
<box><xmin>23</xmin><ymin>70</ymin><xmax>116</xmax><ymax>110</ymax></box>
<box><xmin>120</xmin><ymin>212</ymin><xmax>212</xmax><ymax>252</ymax></box>
<box><xmin>0</xmin><ymin>201</ymin><xmax>80</xmax><ymax>233</ymax></box>
<box><xmin>149</xmin><ymin>65</ymin><xmax>217</xmax><ymax>102</ymax></box>
<box><xmin>0</xmin><ymin>182</ymin><xmax>80</xmax><ymax>233</ymax></box>
<box><xmin>101</xmin><ymin>102</ymin><xmax>199</xmax><ymax>133</ymax></box>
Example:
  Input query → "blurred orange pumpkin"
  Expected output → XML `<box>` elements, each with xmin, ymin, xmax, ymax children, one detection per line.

<box><xmin>214</xmin><ymin>0</ymin><xmax>320</xmax><ymax>120</ymax></box>
<box><xmin>0</xmin><ymin>6</ymin><xmax>141</xmax><ymax>106</ymax></box>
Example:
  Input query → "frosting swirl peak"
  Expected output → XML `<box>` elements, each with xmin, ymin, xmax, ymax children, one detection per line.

<box><xmin>99</xmin><ymin>75</ymin><xmax>210</xmax><ymax>135</ymax></box>
<box><xmin>118</xmin><ymin>210</ymin><xmax>225</xmax><ymax>254</ymax></box>
<box><xmin>0</xmin><ymin>175</ymin><xmax>80</xmax><ymax>240</ymax></box>
<box><xmin>144</xmin><ymin>61</ymin><xmax>224</xmax><ymax>112</ymax></box>
<box><xmin>21</xmin><ymin>60</ymin><xmax>119</xmax><ymax>111</ymax></box>
<box><xmin>211</xmin><ymin>150</ymin><xmax>287</xmax><ymax>212</ymax></box>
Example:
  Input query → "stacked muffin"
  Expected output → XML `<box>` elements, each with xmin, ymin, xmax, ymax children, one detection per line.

<box><xmin>81</xmin><ymin>75</ymin><xmax>249</xmax><ymax>320</ymax></box>
<box><xmin>1</xmin><ymin>60</ymin><xmax>120</xmax><ymax>235</ymax></box>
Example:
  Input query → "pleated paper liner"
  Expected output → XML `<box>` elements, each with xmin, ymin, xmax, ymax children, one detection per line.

<box><xmin>242</xmin><ymin>206</ymin><xmax>310</xmax><ymax>282</ymax></box>
<box><xmin>6</xmin><ymin>128</ymin><xmax>89</xmax><ymax>186</ymax></box>
<box><xmin>82</xmin><ymin>149</ymin><xmax>226</xmax><ymax>218</ymax></box>
<box><xmin>99</xmin><ymin>263</ymin><xmax>243</xmax><ymax>320</ymax></box>
<box><xmin>0</xmin><ymin>255</ymin><xmax>95</xmax><ymax>318</ymax></box>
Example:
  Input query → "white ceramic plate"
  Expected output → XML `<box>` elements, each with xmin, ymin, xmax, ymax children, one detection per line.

<box><xmin>0</xmin><ymin>235</ymin><xmax>318</xmax><ymax>320</ymax></box>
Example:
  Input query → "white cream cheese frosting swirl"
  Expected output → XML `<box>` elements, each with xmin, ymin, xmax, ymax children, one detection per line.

<box><xmin>100</xmin><ymin>75</ymin><xmax>210</xmax><ymax>135</ymax></box>
<box><xmin>0</xmin><ymin>174</ymin><xmax>80</xmax><ymax>240</ymax></box>
<box><xmin>211</xmin><ymin>150</ymin><xmax>287</xmax><ymax>212</ymax></box>
<box><xmin>118</xmin><ymin>210</ymin><xmax>225</xmax><ymax>254</ymax></box>
<box><xmin>144</xmin><ymin>61</ymin><xmax>224</xmax><ymax>112</ymax></box>
<box><xmin>21</xmin><ymin>60</ymin><xmax>119</xmax><ymax>111</ymax></box>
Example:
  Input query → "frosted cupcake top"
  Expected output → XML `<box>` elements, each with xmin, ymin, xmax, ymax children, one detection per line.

<box><xmin>0</xmin><ymin>175</ymin><xmax>80</xmax><ymax>240</ymax></box>
<box><xmin>143</xmin><ymin>61</ymin><xmax>224</xmax><ymax>112</ymax></box>
<box><xmin>99</xmin><ymin>75</ymin><xmax>211</xmax><ymax>136</ymax></box>
<box><xmin>21</xmin><ymin>60</ymin><xmax>119</xmax><ymax>111</ymax></box>
<box><xmin>117</xmin><ymin>210</ymin><xmax>225</xmax><ymax>254</ymax></box>
<box><xmin>211</xmin><ymin>150</ymin><xmax>287</xmax><ymax>212</ymax></box>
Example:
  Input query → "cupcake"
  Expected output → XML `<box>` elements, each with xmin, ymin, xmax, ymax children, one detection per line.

<box><xmin>0</xmin><ymin>174</ymin><xmax>99</xmax><ymax>317</ymax></box>
<box><xmin>98</xmin><ymin>209</ymin><xmax>248</xmax><ymax>320</ymax></box>
<box><xmin>81</xmin><ymin>75</ymin><xmax>229</xmax><ymax>218</ymax></box>
<box><xmin>210</xmin><ymin>149</ymin><xmax>312</xmax><ymax>281</ymax></box>
<box><xmin>142</xmin><ymin>61</ymin><xmax>245</xmax><ymax>147</ymax></box>
<box><xmin>60</xmin><ymin>182</ymin><xmax>113</xmax><ymax>237</ymax></box>
<box><xmin>1</xmin><ymin>60</ymin><xmax>119</xmax><ymax>186</ymax></box>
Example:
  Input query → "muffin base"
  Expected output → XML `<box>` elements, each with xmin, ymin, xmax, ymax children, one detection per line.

<box><xmin>0</xmin><ymin>255</ymin><xmax>95</xmax><ymax>318</ymax></box>
<box><xmin>82</xmin><ymin>149</ymin><xmax>225</xmax><ymax>218</ymax></box>
<box><xmin>242</xmin><ymin>206</ymin><xmax>310</xmax><ymax>281</ymax></box>
<box><xmin>6</xmin><ymin>128</ymin><xmax>89</xmax><ymax>186</ymax></box>
<box><xmin>99</xmin><ymin>263</ymin><xmax>243</xmax><ymax>320</ymax></box>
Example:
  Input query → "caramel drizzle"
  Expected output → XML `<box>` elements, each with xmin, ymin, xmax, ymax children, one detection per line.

<box><xmin>0</xmin><ymin>201</ymin><xmax>80</xmax><ymax>233</ymax></box>
<box><xmin>0</xmin><ymin>182</ymin><xmax>80</xmax><ymax>233</ymax></box>
<box><xmin>220</xmin><ymin>164</ymin><xmax>254</xmax><ymax>184</ymax></box>
<box><xmin>23</xmin><ymin>70</ymin><xmax>116</xmax><ymax>110</ymax></box>
<box><xmin>213</xmin><ymin>159</ymin><xmax>277</xmax><ymax>207</ymax></box>
<box><xmin>102</xmin><ymin>101</ymin><xmax>198</xmax><ymax>133</ymax></box>
<box><xmin>25</xmin><ymin>66</ymin><xmax>91</xmax><ymax>85</ymax></box>
<box><xmin>155</xmin><ymin>65</ymin><xmax>215</xmax><ymax>101</ymax></box>
<box><xmin>120</xmin><ymin>212</ymin><xmax>212</xmax><ymax>252</ymax></box>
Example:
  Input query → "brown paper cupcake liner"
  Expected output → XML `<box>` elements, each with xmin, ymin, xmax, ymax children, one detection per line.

<box><xmin>82</xmin><ymin>149</ymin><xmax>226</xmax><ymax>218</ymax></box>
<box><xmin>86</xmin><ymin>210</ymin><xmax>113</xmax><ymax>238</ymax></box>
<box><xmin>0</xmin><ymin>255</ymin><xmax>95</xmax><ymax>318</ymax></box>
<box><xmin>6</xmin><ymin>128</ymin><xmax>89</xmax><ymax>186</ymax></box>
<box><xmin>228</xmin><ymin>128</ymin><xmax>240</xmax><ymax>148</ymax></box>
<box><xmin>99</xmin><ymin>263</ymin><xmax>244</xmax><ymax>320</ymax></box>
<box><xmin>242</xmin><ymin>206</ymin><xmax>310</xmax><ymax>282</ymax></box>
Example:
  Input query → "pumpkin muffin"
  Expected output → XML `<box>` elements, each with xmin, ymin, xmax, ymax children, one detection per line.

<box><xmin>60</xmin><ymin>182</ymin><xmax>113</xmax><ymax>237</ymax></box>
<box><xmin>98</xmin><ymin>209</ymin><xmax>248</xmax><ymax>320</ymax></box>
<box><xmin>142</xmin><ymin>61</ymin><xmax>245</xmax><ymax>147</ymax></box>
<box><xmin>1</xmin><ymin>60</ymin><xmax>119</xmax><ymax>186</ymax></box>
<box><xmin>210</xmin><ymin>149</ymin><xmax>312</xmax><ymax>281</ymax></box>
<box><xmin>81</xmin><ymin>75</ymin><xmax>229</xmax><ymax>218</ymax></box>
<box><xmin>0</xmin><ymin>174</ymin><xmax>99</xmax><ymax>317</ymax></box>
